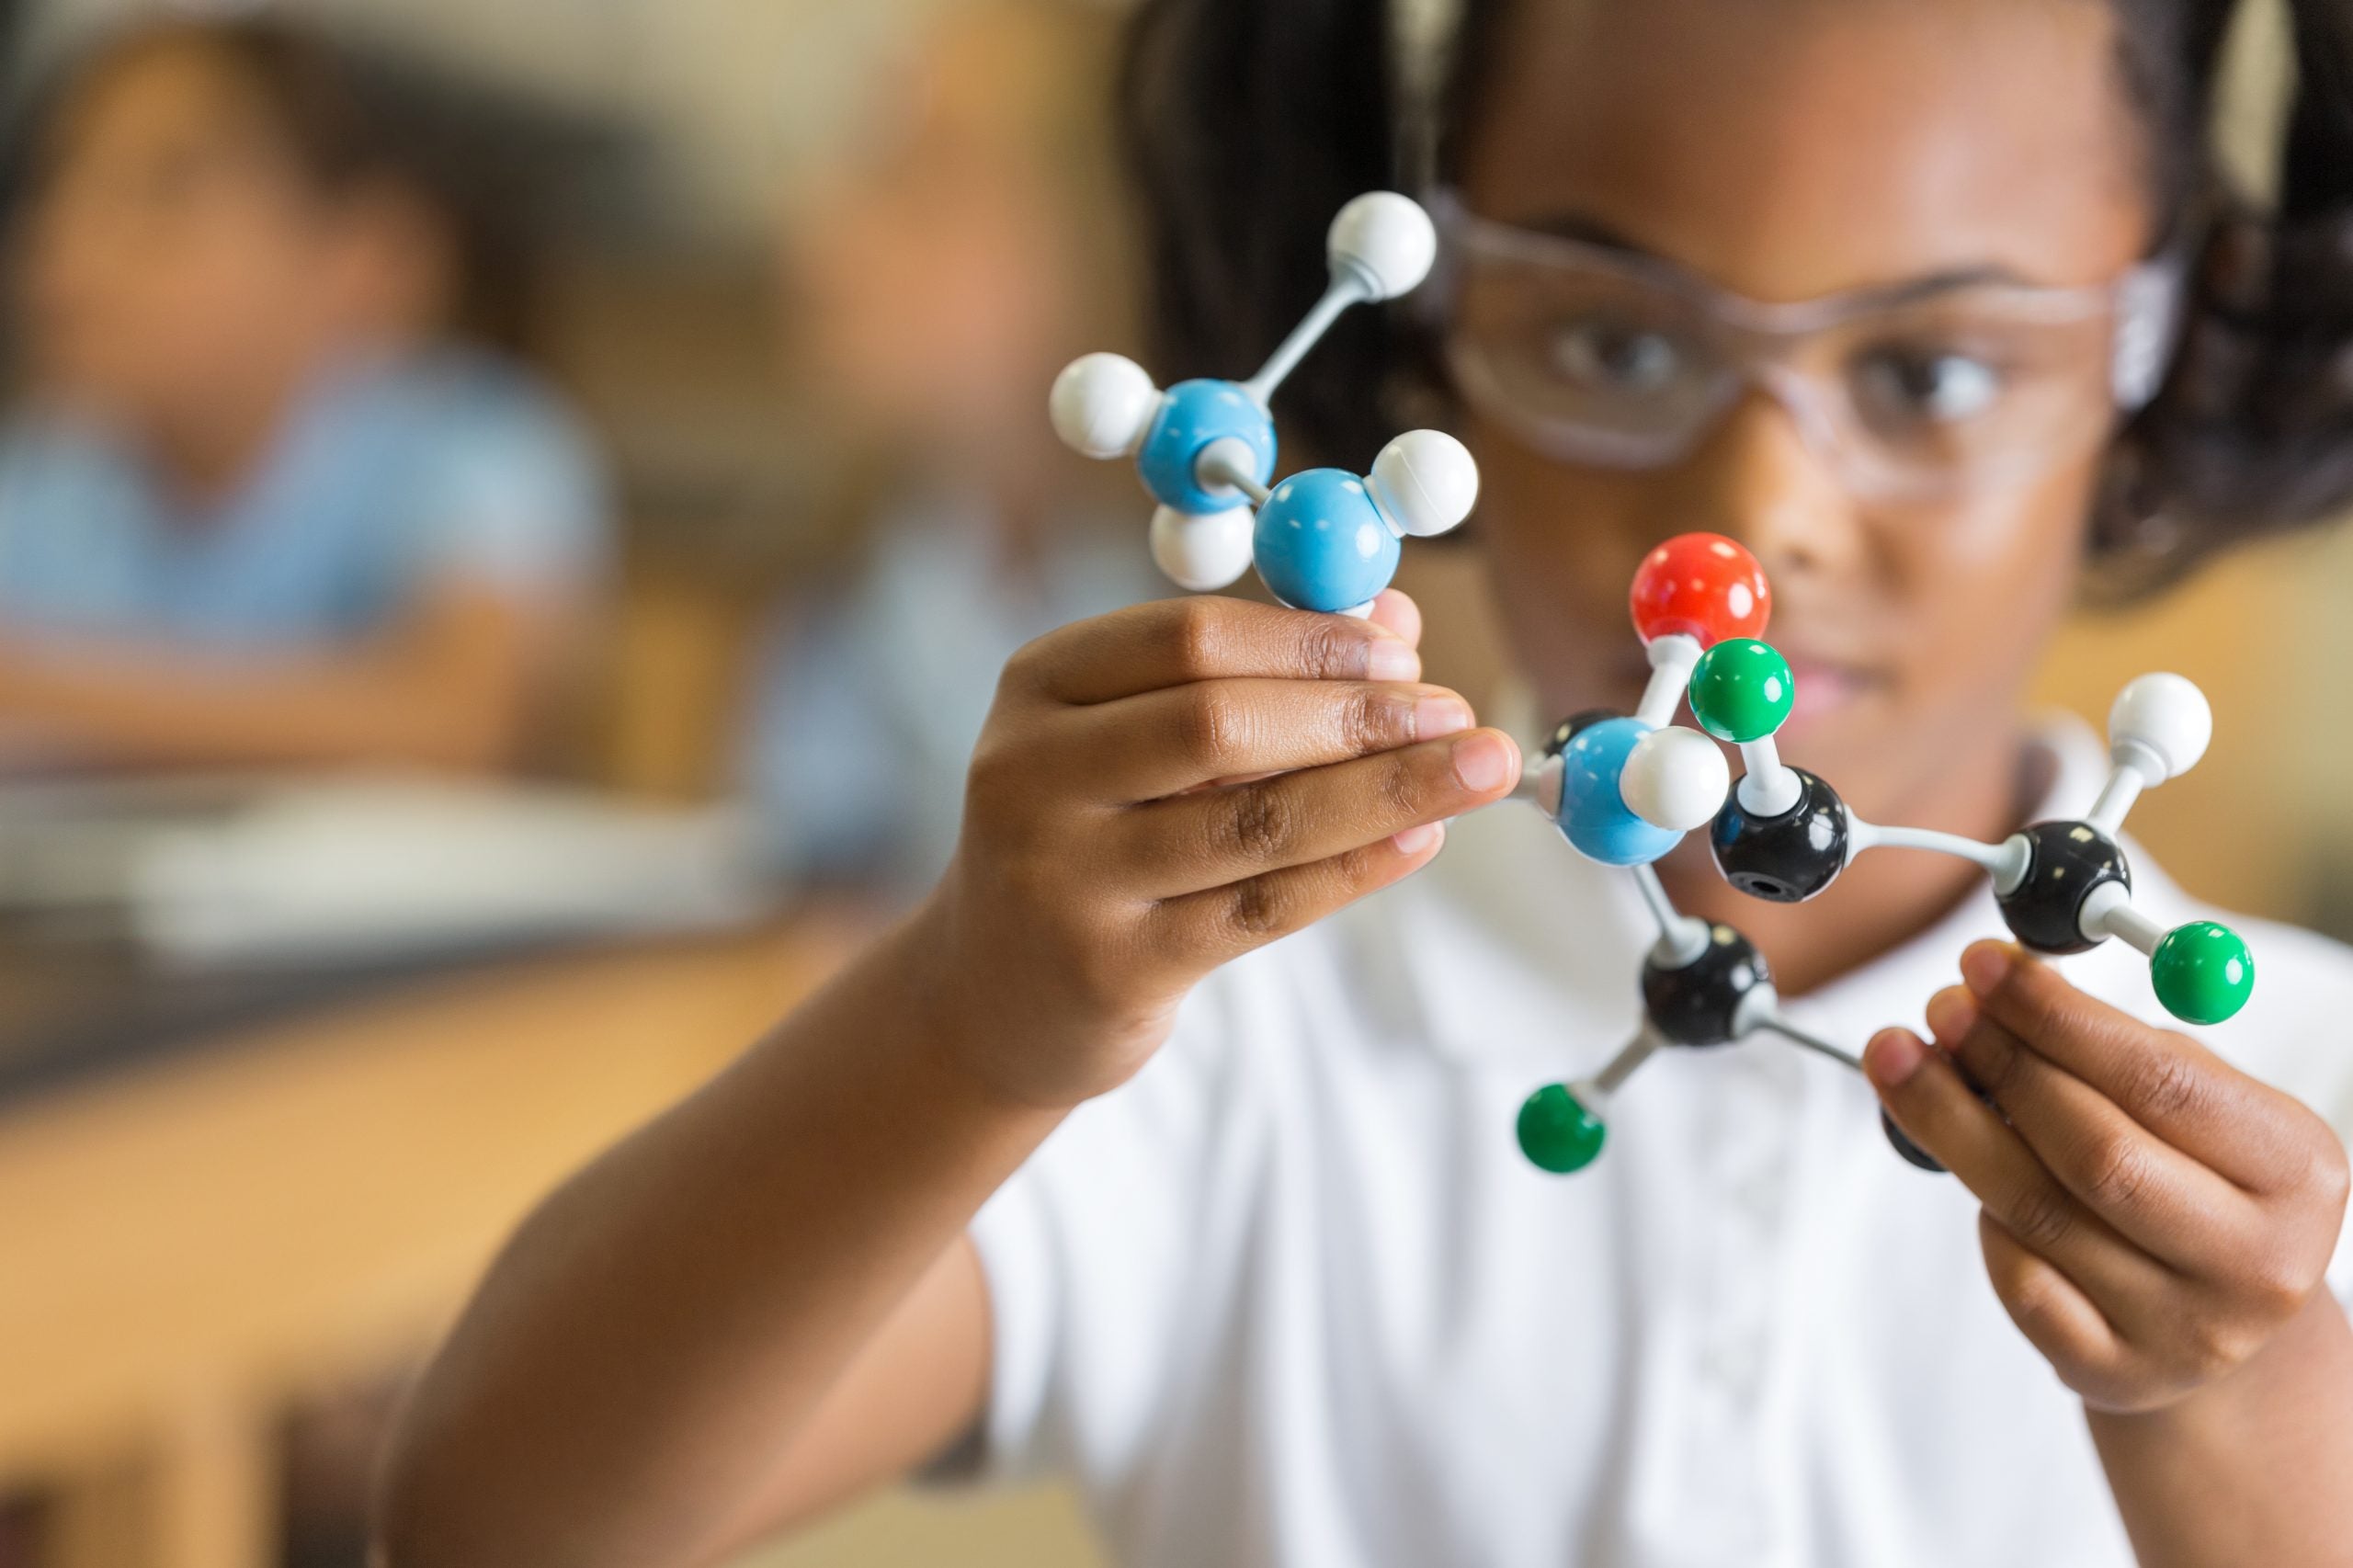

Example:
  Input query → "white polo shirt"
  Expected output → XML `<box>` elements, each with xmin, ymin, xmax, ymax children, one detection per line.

<box><xmin>961</xmin><ymin>719</ymin><xmax>2353</xmax><ymax>1568</ymax></box>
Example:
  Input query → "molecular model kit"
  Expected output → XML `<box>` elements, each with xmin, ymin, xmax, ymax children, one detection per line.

<box><xmin>1049</xmin><ymin>192</ymin><xmax>1480</xmax><ymax>611</ymax></box>
<box><xmin>1048</xmin><ymin>192</ymin><xmax>2256</xmax><ymax>1178</ymax></box>
<box><xmin>1504</xmin><ymin>532</ymin><xmax>2253</xmax><ymax>1175</ymax></box>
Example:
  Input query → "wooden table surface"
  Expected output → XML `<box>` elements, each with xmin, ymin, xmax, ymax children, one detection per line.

<box><xmin>0</xmin><ymin>915</ymin><xmax>869</xmax><ymax>1568</ymax></box>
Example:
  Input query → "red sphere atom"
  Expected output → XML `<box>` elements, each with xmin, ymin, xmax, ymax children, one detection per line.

<box><xmin>1629</xmin><ymin>533</ymin><xmax>1772</xmax><ymax>647</ymax></box>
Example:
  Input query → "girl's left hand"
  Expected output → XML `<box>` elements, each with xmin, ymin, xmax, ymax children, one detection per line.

<box><xmin>1867</xmin><ymin>940</ymin><xmax>2350</xmax><ymax>1415</ymax></box>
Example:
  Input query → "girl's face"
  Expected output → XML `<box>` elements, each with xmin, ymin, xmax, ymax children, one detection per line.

<box><xmin>20</xmin><ymin>45</ymin><xmax>435</xmax><ymax>431</ymax></box>
<box><xmin>1457</xmin><ymin>0</ymin><xmax>2155</xmax><ymax>821</ymax></box>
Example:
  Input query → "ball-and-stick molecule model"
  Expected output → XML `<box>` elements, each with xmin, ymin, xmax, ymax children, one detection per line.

<box><xmin>1048</xmin><ymin>193</ymin><xmax>1478</xmax><ymax>615</ymax></box>
<box><xmin>1509</xmin><ymin>533</ymin><xmax>2255</xmax><ymax>1176</ymax></box>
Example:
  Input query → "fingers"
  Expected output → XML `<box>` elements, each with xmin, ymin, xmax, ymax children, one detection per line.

<box><xmin>1148</xmin><ymin>821</ymin><xmax>1453</xmax><ymax>966</ymax></box>
<box><xmin>1009</xmin><ymin>594</ymin><xmax>1422</xmax><ymax>707</ymax></box>
<box><xmin>1976</xmin><ymin>1213</ymin><xmax>2129</xmax><ymax>1404</ymax></box>
<box><xmin>1922</xmin><ymin>986</ymin><xmax>2257</xmax><ymax>1273</ymax></box>
<box><xmin>1055</xmin><ymin>677</ymin><xmax>1474</xmax><ymax>801</ymax></box>
<box><xmin>1118</xmin><ymin>729</ymin><xmax>1521</xmax><ymax>899</ymax></box>
<box><xmin>1364</xmin><ymin>587</ymin><xmax>1422</xmax><ymax>648</ymax></box>
<box><xmin>1956</xmin><ymin>942</ymin><xmax>2301</xmax><ymax>1191</ymax></box>
<box><xmin>1866</xmin><ymin>1028</ymin><xmax>2177</xmax><ymax>1320</ymax></box>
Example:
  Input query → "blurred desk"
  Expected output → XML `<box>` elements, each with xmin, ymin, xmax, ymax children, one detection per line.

<box><xmin>0</xmin><ymin>915</ymin><xmax>871</xmax><ymax>1568</ymax></box>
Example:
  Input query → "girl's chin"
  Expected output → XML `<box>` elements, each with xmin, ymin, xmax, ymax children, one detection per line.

<box><xmin>1774</xmin><ymin>684</ymin><xmax>1904</xmax><ymax>797</ymax></box>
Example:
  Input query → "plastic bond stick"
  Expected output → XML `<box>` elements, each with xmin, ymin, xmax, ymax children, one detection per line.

<box><xmin>2087</xmin><ymin>757</ymin><xmax>2150</xmax><ymax>837</ymax></box>
<box><xmin>1631</xmin><ymin>863</ymin><xmax>1711</xmax><ymax>967</ymax></box>
<box><xmin>1736</xmin><ymin>738</ymin><xmax>1802</xmax><ymax>817</ymax></box>
<box><xmin>1845</xmin><ymin>818</ymin><xmax>2028</xmax><ymax>888</ymax></box>
<box><xmin>1742</xmin><ymin>1006</ymin><xmax>1862</xmax><ymax>1071</ymax></box>
<box><xmin>1245</xmin><ymin>277</ymin><xmax>1368</xmax><ymax>405</ymax></box>
<box><xmin>2079</xmin><ymin>881</ymin><xmax>2166</xmax><ymax>956</ymax></box>
<box><xmin>1195</xmin><ymin>439</ymin><xmax>1274</xmax><ymax>506</ymax></box>
<box><xmin>1635</xmin><ymin>635</ymin><xmax>1701</xmax><ymax>731</ymax></box>
<box><xmin>1577</xmin><ymin>1029</ymin><xmax>1665</xmax><ymax>1106</ymax></box>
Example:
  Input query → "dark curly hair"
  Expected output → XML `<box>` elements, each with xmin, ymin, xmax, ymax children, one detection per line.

<box><xmin>14</xmin><ymin>14</ymin><xmax>641</xmax><ymax>351</ymax></box>
<box><xmin>1117</xmin><ymin>0</ymin><xmax>2353</xmax><ymax>597</ymax></box>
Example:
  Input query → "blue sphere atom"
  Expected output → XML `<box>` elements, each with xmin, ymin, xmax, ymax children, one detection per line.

<box><xmin>1252</xmin><ymin>469</ymin><xmax>1403</xmax><ymax>612</ymax></box>
<box><xmin>1557</xmin><ymin>717</ymin><xmax>1684</xmax><ymax>867</ymax></box>
<box><xmin>1134</xmin><ymin>380</ymin><xmax>1277</xmax><ymax>514</ymax></box>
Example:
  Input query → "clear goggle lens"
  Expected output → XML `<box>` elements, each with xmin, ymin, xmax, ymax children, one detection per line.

<box><xmin>1431</xmin><ymin>192</ymin><xmax>2180</xmax><ymax>502</ymax></box>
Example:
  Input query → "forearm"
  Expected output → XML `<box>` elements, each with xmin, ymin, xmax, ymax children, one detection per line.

<box><xmin>0</xmin><ymin>649</ymin><xmax>516</xmax><ymax>770</ymax></box>
<box><xmin>2092</xmin><ymin>1289</ymin><xmax>2353</xmax><ymax>1567</ymax></box>
<box><xmin>375</xmin><ymin>900</ymin><xmax>1065</xmax><ymax>1568</ymax></box>
<box><xmin>0</xmin><ymin>595</ymin><xmax>543</xmax><ymax>772</ymax></box>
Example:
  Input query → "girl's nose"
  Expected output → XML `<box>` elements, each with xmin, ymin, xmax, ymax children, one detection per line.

<box><xmin>1665</xmin><ymin>385</ymin><xmax>1864</xmax><ymax>586</ymax></box>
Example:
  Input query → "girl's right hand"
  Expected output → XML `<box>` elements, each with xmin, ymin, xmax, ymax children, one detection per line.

<box><xmin>910</xmin><ymin>589</ymin><xmax>1521</xmax><ymax>1111</ymax></box>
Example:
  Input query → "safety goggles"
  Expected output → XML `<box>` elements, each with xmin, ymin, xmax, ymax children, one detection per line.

<box><xmin>1427</xmin><ymin>188</ymin><xmax>2183</xmax><ymax>502</ymax></box>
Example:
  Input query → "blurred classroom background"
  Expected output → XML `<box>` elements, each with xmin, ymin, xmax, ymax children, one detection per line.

<box><xmin>0</xmin><ymin>2</ymin><xmax>2341</xmax><ymax>1567</ymax></box>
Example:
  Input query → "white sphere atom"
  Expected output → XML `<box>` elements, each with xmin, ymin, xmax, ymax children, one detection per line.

<box><xmin>1620</xmin><ymin>725</ymin><xmax>1731</xmax><ymax>833</ymax></box>
<box><xmin>1328</xmin><ymin>192</ymin><xmax>1438</xmax><ymax>301</ymax></box>
<box><xmin>1370</xmin><ymin>429</ymin><xmax>1480</xmax><ymax>538</ymax></box>
<box><xmin>2109</xmin><ymin>672</ymin><xmax>2212</xmax><ymax>781</ymax></box>
<box><xmin>1150</xmin><ymin>506</ymin><xmax>1256</xmax><ymax>593</ymax></box>
<box><xmin>1051</xmin><ymin>353</ymin><xmax>1160</xmax><ymax>460</ymax></box>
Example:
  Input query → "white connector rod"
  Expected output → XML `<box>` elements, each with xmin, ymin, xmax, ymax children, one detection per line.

<box><xmin>1245</xmin><ymin>193</ymin><xmax>1439</xmax><ymax>401</ymax></box>
<box><xmin>1511</xmin><ymin>752</ymin><xmax>1566</xmax><ymax>819</ymax></box>
<box><xmin>1636</xmin><ymin>634</ymin><xmax>1702</xmax><ymax>730</ymax></box>
<box><xmin>1574</xmin><ymin>1028</ymin><xmax>1664</xmax><ymax>1108</ymax></box>
<box><xmin>1245</xmin><ymin>278</ymin><xmax>1369</xmax><ymax>405</ymax></box>
<box><xmin>2086</xmin><ymin>754</ymin><xmax>2154</xmax><ymax>837</ymax></box>
<box><xmin>1736</xmin><ymin>992</ymin><xmax>1864</xmax><ymax>1072</ymax></box>
<box><xmin>2078</xmin><ymin>880</ymin><xmax>2166</xmax><ymax>955</ymax></box>
<box><xmin>1631</xmin><ymin>862</ymin><xmax>1711</xmax><ymax>968</ymax></box>
<box><xmin>1194</xmin><ymin>437</ymin><xmax>1274</xmax><ymax>506</ymax></box>
<box><xmin>1847</xmin><ymin>817</ymin><xmax>2031</xmax><ymax>890</ymax></box>
<box><xmin>1734</xmin><ymin>737</ymin><xmax>1802</xmax><ymax>817</ymax></box>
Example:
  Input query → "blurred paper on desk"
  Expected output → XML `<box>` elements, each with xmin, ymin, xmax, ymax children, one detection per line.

<box><xmin>0</xmin><ymin>778</ymin><xmax>779</xmax><ymax>967</ymax></box>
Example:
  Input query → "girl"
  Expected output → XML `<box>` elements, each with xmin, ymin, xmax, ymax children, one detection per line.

<box><xmin>379</xmin><ymin>1</ymin><xmax>2353</xmax><ymax>1565</ymax></box>
<box><xmin>0</xmin><ymin>17</ymin><xmax>608</xmax><ymax>773</ymax></box>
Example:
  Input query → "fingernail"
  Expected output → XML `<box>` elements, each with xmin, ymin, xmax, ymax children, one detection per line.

<box><xmin>1961</xmin><ymin>943</ymin><xmax>2014</xmax><ymax>996</ymax></box>
<box><xmin>1925</xmin><ymin>988</ymin><xmax>1978</xmax><ymax>1044</ymax></box>
<box><xmin>1866</xmin><ymin>1028</ymin><xmax>1927</xmax><ymax>1089</ymax></box>
<box><xmin>1368</xmin><ymin>637</ymin><xmax>1420</xmax><ymax>683</ymax></box>
<box><xmin>1414</xmin><ymin>696</ymin><xmax>1472</xmax><ymax>741</ymax></box>
<box><xmin>1451</xmin><ymin>731</ymin><xmax>1515</xmax><ymax>794</ymax></box>
<box><xmin>1393</xmin><ymin>821</ymin><xmax>1446</xmax><ymax>856</ymax></box>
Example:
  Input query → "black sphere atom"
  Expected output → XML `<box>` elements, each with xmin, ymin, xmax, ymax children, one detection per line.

<box><xmin>1996</xmin><ymin>821</ymin><xmax>2131</xmax><ymax>956</ymax></box>
<box><xmin>1709</xmin><ymin>767</ymin><xmax>1851</xmax><ymax>903</ymax></box>
<box><xmin>1882</xmin><ymin>1109</ymin><xmax>1946</xmax><ymax>1172</ymax></box>
<box><xmin>1545</xmin><ymin>708</ymin><xmax>1626</xmax><ymax>760</ymax></box>
<box><xmin>1642</xmin><ymin>926</ymin><xmax>1772</xmax><ymax>1048</ymax></box>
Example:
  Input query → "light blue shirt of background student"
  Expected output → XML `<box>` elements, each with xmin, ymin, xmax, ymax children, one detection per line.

<box><xmin>738</xmin><ymin>492</ymin><xmax>1164</xmax><ymax>900</ymax></box>
<box><xmin>0</xmin><ymin>347</ymin><xmax>611</xmax><ymax>648</ymax></box>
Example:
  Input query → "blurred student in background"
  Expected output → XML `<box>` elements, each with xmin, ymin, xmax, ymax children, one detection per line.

<box><xmin>738</xmin><ymin>0</ymin><xmax>1166</xmax><ymax>897</ymax></box>
<box><xmin>0</xmin><ymin>16</ymin><xmax>611</xmax><ymax>775</ymax></box>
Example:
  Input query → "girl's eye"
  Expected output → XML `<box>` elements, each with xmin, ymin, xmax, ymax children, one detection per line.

<box><xmin>1851</xmin><ymin>347</ymin><xmax>2004</xmax><ymax>425</ymax></box>
<box><xmin>1547</xmin><ymin>318</ymin><xmax>1686</xmax><ymax>396</ymax></box>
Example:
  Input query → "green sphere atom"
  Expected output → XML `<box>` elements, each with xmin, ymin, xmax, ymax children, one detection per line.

<box><xmin>2151</xmin><ymin>921</ymin><xmax>2255</xmax><ymax>1025</ymax></box>
<box><xmin>1517</xmin><ymin>1084</ymin><xmax>1607</xmax><ymax>1174</ymax></box>
<box><xmin>1688</xmin><ymin>639</ymin><xmax>1795</xmax><ymax>744</ymax></box>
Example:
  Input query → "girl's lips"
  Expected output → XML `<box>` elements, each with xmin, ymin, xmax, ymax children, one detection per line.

<box><xmin>1586</xmin><ymin>651</ymin><xmax>1881</xmax><ymax>732</ymax></box>
<box><xmin>1782</xmin><ymin>658</ymin><xmax>1877</xmax><ymax>730</ymax></box>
